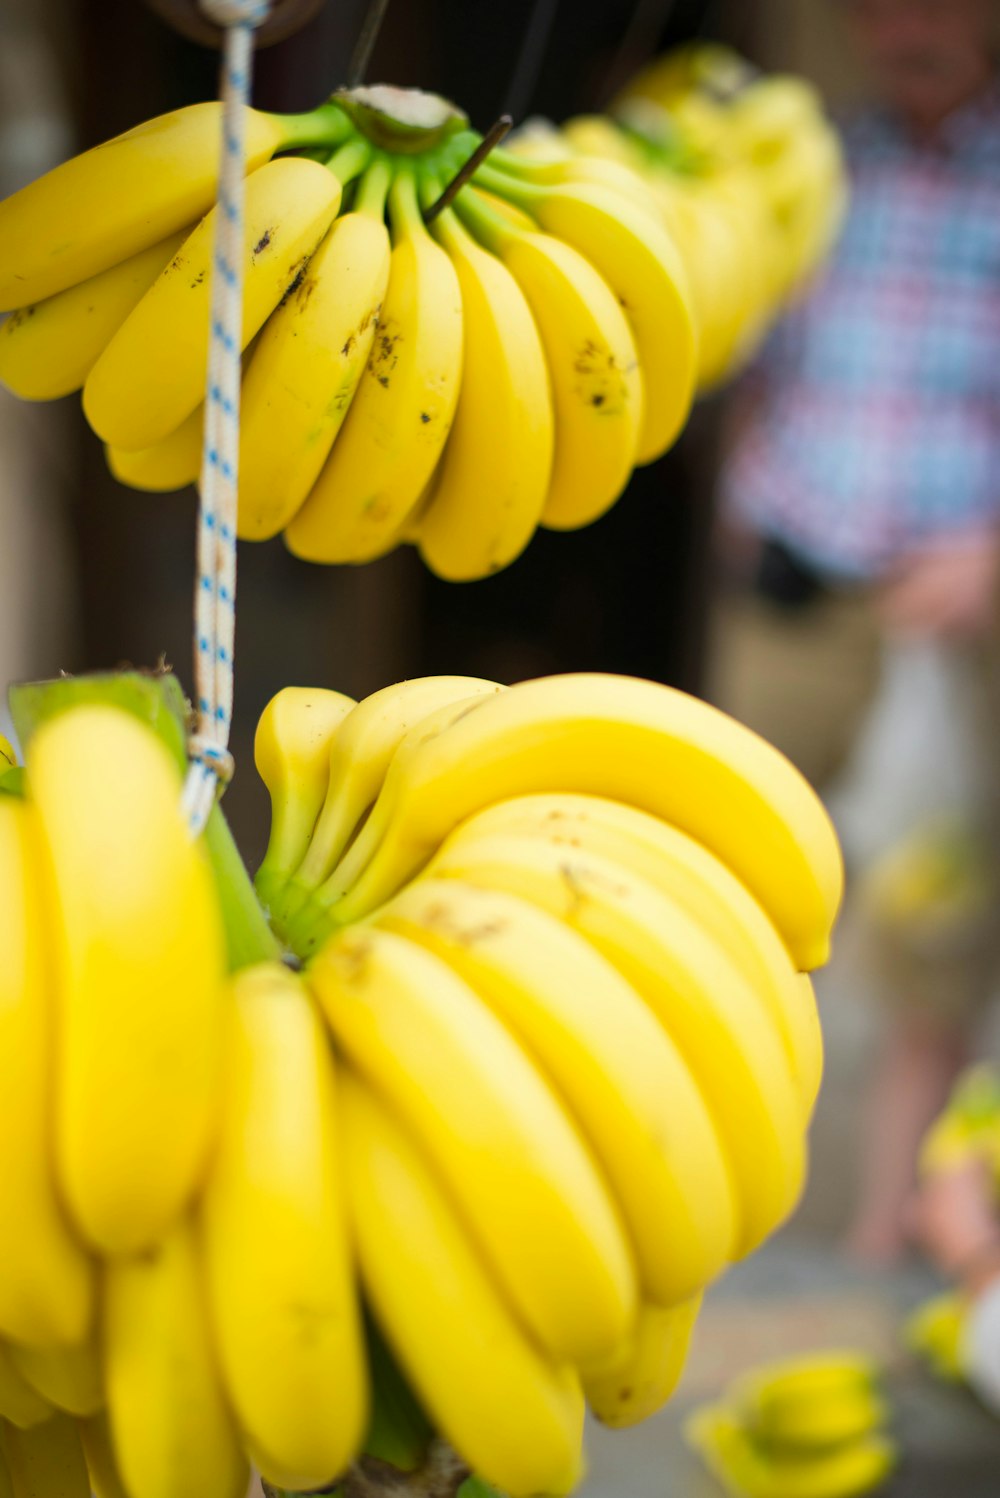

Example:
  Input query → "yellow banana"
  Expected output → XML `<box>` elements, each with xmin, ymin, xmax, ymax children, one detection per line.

<box><xmin>0</xmin><ymin>1347</ymin><xmax>51</xmax><ymax>1430</ymax></box>
<box><xmin>455</xmin><ymin>189</ymin><xmax>642</xmax><ymax>531</ymax></box>
<box><xmin>201</xmin><ymin>963</ymin><xmax>367</xmax><ymax>1492</ymax></box>
<box><xmin>285</xmin><ymin>165</ymin><xmax>463</xmax><ymax>563</ymax></box>
<box><xmin>413</xmin><ymin>203</ymin><xmax>553</xmax><ymax>580</ymax></box>
<box><xmin>0</xmin><ymin>231</ymin><xmax>187</xmax><ymax>400</ymax></box>
<box><xmin>253</xmin><ymin>685</ymin><xmax>358</xmax><ymax>919</ymax></box>
<box><xmin>309</xmin><ymin>925</ymin><xmax>637</xmax><ymax>1365</ymax></box>
<box><xmin>686</xmin><ymin>1404</ymin><xmax>896</xmax><ymax>1498</ymax></box>
<box><xmin>479</xmin><ymin>166</ymin><xmax>695</xmax><ymax>465</ymax></box>
<box><xmin>317</xmin><ymin>673</ymin><xmax>842</xmax><ymax>971</ymax></box>
<box><xmin>428</xmin><ymin>830</ymin><xmax>806</xmax><ymax>1256</ymax></box>
<box><xmin>438</xmin><ymin>791</ymin><xmax>822</xmax><ymax>1120</ymax></box>
<box><xmin>84</xmin><ymin>156</ymin><xmax>342</xmax><ymax>450</ymax></box>
<box><xmin>339</xmin><ymin>1073</ymin><xmax>586</xmax><ymax>1498</ymax></box>
<box><xmin>731</xmin><ymin>1352</ymin><xmax>887</xmax><ymax>1451</ymax></box>
<box><xmin>237</xmin><ymin>152</ymin><xmax>391</xmax><ymax>541</ymax></box>
<box><xmin>78</xmin><ymin>1412</ymin><xmax>131</xmax><ymax>1498</ymax></box>
<box><xmin>106</xmin><ymin>404</ymin><xmax>203</xmax><ymax>493</ymax></box>
<box><xmin>0</xmin><ymin>737</ymin><xmax>14</xmax><ymax>770</ymax></box>
<box><xmin>9</xmin><ymin>1335</ymin><xmax>102</xmax><ymax>1419</ymax></box>
<box><xmin>1</xmin><ymin>1411</ymin><xmax>91</xmax><ymax>1498</ymax></box>
<box><xmin>0</xmin><ymin>100</ymin><xmax>347</xmax><ymax>308</ymax></box>
<box><xmin>378</xmin><ymin>876</ymin><xmax>736</xmax><ymax>1304</ymax></box>
<box><xmin>0</xmin><ymin>798</ymin><xmax>93</xmax><ymax>1346</ymax></box>
<box><xmin>282</xmin><ymin>675</ymin><xmax>503</xmax><ymax>937</ymax></box>
<box><xmin>584</xmin><ymin>1295</ymin><xmax>701</xmax><ymax>1427</ymax></box>
<box><xmin>28</xmin><ymin>705</ymin><xmax>226</xmax><ymax>1254</ymax></box>
<box><xmin>103</xmin><ymin>1217</ymin><xmax>247</xmax><ymax>1498</ymax></box>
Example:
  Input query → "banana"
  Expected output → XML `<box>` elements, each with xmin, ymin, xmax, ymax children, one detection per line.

<box><xmin>9</xmin><ymin>1335</ymin><xmax>102</xmax><ymax>1418</ymax></box>
<box><xmin>584</xmin><ymin>1295</ymin><xmax>701</xmax><ymax>1427</ymax></box>
<box><xmin>427</xmin><ymin>830</ymin><xmax>806</xmax><ymax>1255</ymax></box>
<box><xmin>84</xmin><ymin>156</ymin><xmax>343</xmax><ymax>450</ymax></box>
<box><xmin>686</xmin><ymin>1404</ymin><xmax>896</xmax><ymax>1498</ymax></box>
<box><xmin>237</xmin><ymin>150</ymin><xmax>391</xmax><ymax>541</ymax></box>
<box><xmin>285</xmin><ymin>165</ymin><xmax>463</xmax><ymax>563</ymax></box>
<box><xmin>201</xmin><ymin>963</ymin><xmax>367</xmax><ymax>1492</ymax></box>
<box><xmin>309</xmin><ymin>925</ymin><xmax>637</xmax><ymax>1365</ymax></box>
<box><xmin>253</xmin><ymin>685</ymin><xmax>358</xmax><ymax>919</ymax></box>
<box><xmin>434</xmin><ymin>791</ymin><xmax>822</xmax><ymax>1120</ymax></box>
<box><xmin>477</xmin><ymin>166</ymin><xmax>695</xmax><ymax>465</ymax></box>
<box><xmin>905</xmin><ymin>1293</ymin><xmax>968</xmax><ymax>1382</ymax></box>
<box><xmin>1</xmin><ymin>1411</ymin><xmax>91</xmax><ymax>1498</ymax></box>
<box><xmin>455</xmin><ymin>188</ymin><xmax>642</xmax><ymax>531</ymax></box>
<box><xmin>78</xmin><ymin>1412</ymin><xmax>131</xmax><ymax>1498</ymax></box>
<box><xmin>281</xmin><ymin>675</ymin><xmax>503</xmax><ymax>937</ymax></box>
<box><xmin>0</xmin><ymin>231</ymin><xmax>188</xmax><ymax>400</ymax></box>
<box><xmin>378</xmin><ymin>877</ymin><xmax>736</xmax><ymax>1304</ymax></box>
<box><xmin>106</xmin><ymin>404</ymin><xmax>204</xmax><ymax>493</ymax></box>
<box><xmin>0</xmin><ymin>798</ymin><xmax>93</xmax><ymax>1346</ymax></box>
<box><xmin>28</xmin><ymin>705</ymin><xmax>226</xmax><ymax>1254</ymax></box>
<box><xmin>0</xmin><ymin>1347</ymin><xmax>51</xmax><ymax>1430</ymax></box>
<box><xmin>732</xmin><ymin>1353</ymin><xmax>885</xmax><ymax>1450</ymax></box>
<box><xmin>316</xmin><ymin>673</ymin><xmax>843</xmax><ymax>971</ymax></box>
<box><xmin>103</xmin><ymin>1217</ymin><xmax>248</xmax><ymax>1498</ymax></box>
<box><xmin>0</xmin><ymin>736</ymin><xmax>14</xmax><ymax>770</ymax></box>
<box><xmin>339</xmin><ymin>1073</ymin><xmax>586</xmax><ymax>1498</ymax></box>
<box><xmin>412</xmin><ymin>202</ymin><xmax>553</xmax><ymax>580</ymax></box>
<box><xmin>0</xmin><ymin>101</ymin><xmax>348</xmax><ymax>309</ymax></box>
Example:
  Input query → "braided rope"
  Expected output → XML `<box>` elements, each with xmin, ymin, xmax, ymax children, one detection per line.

<box><xmin>181</xmin><ymin>0</ymin><xmax>270</xmax><ymax>834</ymax></box>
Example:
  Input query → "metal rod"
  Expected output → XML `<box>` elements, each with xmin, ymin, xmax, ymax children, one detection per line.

<box><xmin>348</xmin><ymin>0</ymin><xmax>392</xmax><ymax>86</ymax></box>
<box><xmin>423</xmin><ymin>115</ymin><xmax>513</xmax><ymax>223</ymax></box>
<box><xmin>503</xmin><ymin>0</ymin><xmax>561</xmax><ymax>123</ymax></box>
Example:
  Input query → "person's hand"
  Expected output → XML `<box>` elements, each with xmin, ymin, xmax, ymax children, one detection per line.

<box><xmin>878</xmin><ymin>530</ymin><xmax>1000</xmax><ymax>640</ymax></box>
<box><xmin>910</xmin><ymin>1157</ymin><xmax>1000</xmax><ymax>1295</ymax></box>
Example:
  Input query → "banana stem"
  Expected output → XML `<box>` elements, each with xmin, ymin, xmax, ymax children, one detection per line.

<box><xmin>261</xmin><ymin>1442</ymin><xmax>472</xmax><ymax>1498</ymax></box>
<box><xmin>272</xmin><ymin>102</ymin><xmax>356</xmax><ymax>150</ymax></box>
<box><xmin>7</xmin><ymin>669</ymin><xmax>279</xmax><ymax>972</ymax></box>
<box><xmin>327</xmin><ymin>138</ymin><xmax>374</xmax><ymax>184</ymax></box>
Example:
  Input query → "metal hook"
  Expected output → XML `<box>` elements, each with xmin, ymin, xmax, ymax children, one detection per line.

<box><xmin>422</xmin><ymin>115</ymin><xmax>514</xmax><ymax>224</ymax></box>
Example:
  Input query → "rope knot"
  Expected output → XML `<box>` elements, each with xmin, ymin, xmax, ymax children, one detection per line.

<box><xmin>187</xmin><ymin>734</ymin><xmax>236</xmax><ymax>791</ymax></box>
<box><xmin>199</xmin><ymin>0</ymin><xmax>270</xmax><ymax>26</ymax></box>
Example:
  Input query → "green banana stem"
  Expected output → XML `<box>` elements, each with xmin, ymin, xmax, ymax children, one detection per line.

<box><xmin>355</xmin><ymin>156</ymin><xmax>394</xmax><ymax>219</ymax></box>
<box><xmin>327</xmin><ymin>138</ymin><xmax>374</xmax><ymax>184</ymax></box>
<box><xmin>8</xmin><ymin>669</ymin><xmax>279</xmax><ymax>972</ymax></box>
<box><xmin>262</xmin><ymin>1441</ymin><xmax>475</xmax><ymax>1498</ymax></box>
<box><xmin>272</xmin><ymin>102</ymin><xmax>356</xmax><ymax>151</ymax></box>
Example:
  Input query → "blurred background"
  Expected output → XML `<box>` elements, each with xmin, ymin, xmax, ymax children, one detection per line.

<box><xmin>3</xmin><ymin>1</ymin><xmax>1000</xmax><ymax>1493</ymax></box>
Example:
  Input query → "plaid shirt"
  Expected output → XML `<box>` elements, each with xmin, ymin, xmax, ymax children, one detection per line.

<box><xmin>720</xmin><ymin>84</ymin><xmax>1000</xmax><ymax>581</ymax></box>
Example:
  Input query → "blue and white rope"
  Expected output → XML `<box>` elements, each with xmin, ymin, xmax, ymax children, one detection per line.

<box><xmin>181</xmin><ymin>0</ymin><xmax>271</xmax><ymax>835</ymax></box>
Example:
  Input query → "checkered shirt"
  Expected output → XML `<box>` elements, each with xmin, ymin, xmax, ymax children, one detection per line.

<box><xmin>720</xmin><ymin>84</ymin><xmax>1000</xmax><ymax>581</ymax></box>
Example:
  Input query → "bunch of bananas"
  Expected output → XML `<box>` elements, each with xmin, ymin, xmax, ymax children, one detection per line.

<box><xmin>252</xmin><ymin>668</ymin><xmax>839</xmax><ymax>1486</ymax></box>
<box><xmin>918</xmin><ymin>1063</ymin><xmax>1000</xmax><ymax>1183</ymax></box>
<box><xmin>0</xmin><ymin>662</ymin><xmax>839</xmax><ymax>1498</ymax></box>
<box><xmin>0</xmin><ymin>44</ymin><xmax>844</xmax><ymax>581</ymax></box>
<box><xmin>686</xmin><ymin>1351</ymin><xmax>896</xmax><ymax>1498</ymax></box>
<box><xmin>544</xmin><ymin>45</ymin><xmax>847</xmax><ymax>391</ymax></box>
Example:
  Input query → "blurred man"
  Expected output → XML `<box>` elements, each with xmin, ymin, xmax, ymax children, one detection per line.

<box><xmin>712</xmin><ymin>0</ymin><xmax>1000</xmax><ymax>1261</ymax></box>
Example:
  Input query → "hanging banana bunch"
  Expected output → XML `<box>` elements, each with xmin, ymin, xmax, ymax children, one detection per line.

<box><xmin>0</xmin><ymin>44</ymin><xmax>845</xmax><ymax>581</ymax></box>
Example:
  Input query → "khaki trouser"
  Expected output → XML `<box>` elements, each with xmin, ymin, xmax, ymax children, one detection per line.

<box><xmin>709</xmin><ymin>587</ymin><xmax>1000</xmax><ymax>1022</ymax></box>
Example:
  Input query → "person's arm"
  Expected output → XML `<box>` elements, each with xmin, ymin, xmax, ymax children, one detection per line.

<box><xmin>877</xmin><ymin>529</ymin><xmax>1000</xmax><ymax>640</ymax></box>
<box><xmin>911</xmin><ymin>1158</ymin><xmax>1000</xmax><ymax>1411</ymax></box>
